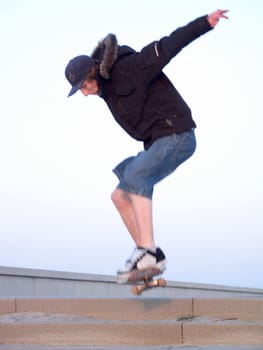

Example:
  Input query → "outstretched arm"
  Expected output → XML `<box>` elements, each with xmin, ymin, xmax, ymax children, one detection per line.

<box><xmin>207</xmin><ymin>9</ymin><xmax>229</xmax><ymax>28</ymax></box>
<box><xmin>123</xmin><ymin>11</ymin><xmax>229</xmax><ymax>86</ymax></box>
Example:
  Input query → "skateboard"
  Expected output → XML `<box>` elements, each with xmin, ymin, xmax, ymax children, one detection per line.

<box><xmin>128</xmin><ymin>267</ymin><xmax>167</xmax><ymax>295</ymax></box>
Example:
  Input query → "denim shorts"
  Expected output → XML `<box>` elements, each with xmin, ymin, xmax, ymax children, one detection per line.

<box><xmin>112</xmin><ymin>129</ymin><xmax>196</xmax><ymax>199</ymax></box>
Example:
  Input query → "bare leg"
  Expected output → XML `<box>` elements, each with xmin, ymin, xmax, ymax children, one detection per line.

<box><xmin>129</xmin><ymin>193</ymin><xmax>154</xmax><ymax>248</ymax></box>
<box><xmin>111</xmin><ymin>188</ymin><xmax>154</xmax><ymax>249</ymax></box>
<box><xmin>111</xmin><ymin>189</ymin><xmax>141</xmax><ymax>244</ymax></box>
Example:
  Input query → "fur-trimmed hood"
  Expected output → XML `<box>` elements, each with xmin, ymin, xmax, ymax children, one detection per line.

<box><xmin>91</xmin><ymin>34</ymin><xmax>118</xmax><ymax>79</ymax></box>
<box><xmin>91</xmin><ymin>33</ymin><xmax>135</xmax><ymax>79</ymax></box>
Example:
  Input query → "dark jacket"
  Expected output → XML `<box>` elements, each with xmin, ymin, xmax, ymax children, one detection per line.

<box><xmin>91</xmin><ymin>16</ymin><xmax>212</xmax><ymax>149</ymax></box>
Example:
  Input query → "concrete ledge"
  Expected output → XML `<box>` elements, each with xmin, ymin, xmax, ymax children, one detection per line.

<box><xmin>1</xmin><ymin>298</ymin><xmax>263</xmax><ymax>346</ymax></box>
<box><xmin>0</xmin><ymin>346</ymin><xmax>262</xmax><ymax>350</ymax></box>
<box><xmin>0</xmin><ymin>323</ymin><xmax>182</xmax><ymax>346</ymax></box>
<box><xmin>1</xmin><ymin>266</ymin><xmax>263</xmax><ymax>299</ymax></box>
<box><xmin>0</xmin><ymin>299</ymin><xmax>16</xmax><ymax>314</ymax></box>
<box><xmin>194</xmin><ymin>299</ymin><xmax>263</xmax><ymax>321</ymax></box>
<box><xmin>1</xmin><ymin>298</ymin><xmax>263</xmax><ymax>322</ymax></box>
<box><xmin>15</xmin><ymin>298</ymin><xmax>193</xmax><ymax>320</ymax></box>
<box><xmin>183</xmin><ymin>323</ymin><xmax>263</xmax><ymax>346</ymax></box>
<box><xmin>0</xmin><ymin>322</ymin><xmax>262</xmax><ymax>346</ymax></box>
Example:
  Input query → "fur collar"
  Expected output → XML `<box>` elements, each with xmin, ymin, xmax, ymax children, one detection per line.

<box><xmin>91</xmin><ymin>34</ymin><xmax>118</xmax><ymax>79</ymax></box>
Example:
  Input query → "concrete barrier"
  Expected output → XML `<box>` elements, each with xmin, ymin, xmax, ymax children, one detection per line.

<box><xmin>1</xmin><ymin>266</ymin><xmax>263</xmax><ymax>299</ymax></box>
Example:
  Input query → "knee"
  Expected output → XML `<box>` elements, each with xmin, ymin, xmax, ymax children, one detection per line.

<box><xmin>111</xmin><ymin>189</ymin><xmax>130</xmax><ymax>209</ymax></box>
<box><xmin>111</xmin><ymin>189</ymin><xmax>119</xmax><ymax>206</ymax></box>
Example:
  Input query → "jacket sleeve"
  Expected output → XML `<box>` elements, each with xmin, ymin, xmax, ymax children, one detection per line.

<box><xmin>115</xmin><ymin>16</ymin><xmax>212</xmax><ymax>94</ymax></box>
<box><xmin>124</xmin><ymin>15</ymin><xmax>213</xmax><ymax>84</ymax></box>
<box><xmin>156</xmin><ymin>15</ymin><xmax>213</xmax><ymax>62</ymax></box>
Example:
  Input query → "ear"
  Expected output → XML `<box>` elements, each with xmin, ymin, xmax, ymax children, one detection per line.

<box><xmin>85</xmin><ymin>66</ymin><xmax>97</xmax><ymax>81</ymax></box>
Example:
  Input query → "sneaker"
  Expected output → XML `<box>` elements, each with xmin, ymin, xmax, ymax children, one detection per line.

<box><xmin>117</xmin><ymin>247</ymin><xmax>166</xmax><ymax>283</ymax></box>
<box><xmin>117</xmin><ymin>247</ymin><xmax>147</xmax><ymax>274</ymax></box>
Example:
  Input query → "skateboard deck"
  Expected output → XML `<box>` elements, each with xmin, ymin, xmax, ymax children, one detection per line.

<box><xmin>128</xmin><ymin>267</ymin><xmax>166</xmax><ymax>295</ymax></box>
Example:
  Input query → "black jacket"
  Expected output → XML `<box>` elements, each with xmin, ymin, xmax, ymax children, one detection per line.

<box><xmin>91</xmin><ymin>16</ymin><xmax>212</xmax><ymax>149</ymax></box>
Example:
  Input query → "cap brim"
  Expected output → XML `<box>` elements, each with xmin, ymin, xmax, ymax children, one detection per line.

<box><xmin>67</xmin><ymin>79</ymin><xmax>84</xmax><ymax>97</ymax></box>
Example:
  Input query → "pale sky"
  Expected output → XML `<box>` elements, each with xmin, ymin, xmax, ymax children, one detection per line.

<box><xmin>0</xmin><ymin>0</ymin><xmax>262</xmax><ymax>289</ymax></box>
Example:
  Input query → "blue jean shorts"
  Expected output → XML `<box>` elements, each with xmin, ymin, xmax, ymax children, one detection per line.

<box><xmin>113</xmin><ymin>129</ymin><xmax>196</xmax><ymax>199</ymax></box>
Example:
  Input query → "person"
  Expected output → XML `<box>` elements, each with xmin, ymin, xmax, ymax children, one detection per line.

<box><xmin>65</xmin><ymin>9</ymin><xmax>228</xmax><ymax>283</ymax></box>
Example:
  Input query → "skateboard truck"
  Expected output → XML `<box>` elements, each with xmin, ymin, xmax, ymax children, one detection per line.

<box><xmin>129</xmin><ymin>268</ymin><xmax>167</xmax><ymax>295</ymax></box>
<box><xmin>131</xmin><ymin>276</ymin><xmax>167</xmax><ymax>295</ymax></box>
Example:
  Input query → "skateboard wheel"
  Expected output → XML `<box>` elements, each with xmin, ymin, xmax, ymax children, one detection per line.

<box><xmin>158</xmin><ymin>278</ymin><xmax>167</xmax><ymax>287</ymax></box>
<box><xmin>131</xmin><ymin>286</ymin><xmax>142</xmax><ymax>296</ymax></box>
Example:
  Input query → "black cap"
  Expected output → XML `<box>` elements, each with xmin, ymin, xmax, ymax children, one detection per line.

<box><xmin>65</xmin><ymin>55</ymin><xmax>95</xmax><ymax>97</ymax></box>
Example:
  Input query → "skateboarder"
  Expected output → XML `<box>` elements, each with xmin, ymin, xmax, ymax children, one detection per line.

<box><xmin>65</xmin><ymin>9</ymin><xmax>228</xmax><ymax>283</ymax></box>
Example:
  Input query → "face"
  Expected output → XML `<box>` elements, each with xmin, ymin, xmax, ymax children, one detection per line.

<box><xmin>80</xmin><ymin>79</ymin><xmax>99</xmax><ymax>96</ymax></box>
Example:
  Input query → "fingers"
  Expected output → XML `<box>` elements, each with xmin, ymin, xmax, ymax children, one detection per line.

<box><xmin>219</xmin><ymin>9</ymin><xmax>229</xmax><ymax>19</ymax></box>
<box><xmin>207</xmin><ymin>9</ymin><xmax>229</xmax><ymax>27</ymax></box>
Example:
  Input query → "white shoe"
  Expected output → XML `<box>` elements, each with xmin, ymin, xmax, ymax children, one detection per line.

<box><xmin>117</xmin><ymin>247</ymin><xmax>166</xmax><ymax>283</ymax></box>
<box><xmin>117</xmin><ymin>247</ymin><xmax>146</xmax><ymax>274</ymax></box>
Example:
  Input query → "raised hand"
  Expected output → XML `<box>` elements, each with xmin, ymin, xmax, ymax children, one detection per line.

<box><xmin>207</xmin><ymin>9</ymin><xmax>229</xmax><ymax>28</ymax></box>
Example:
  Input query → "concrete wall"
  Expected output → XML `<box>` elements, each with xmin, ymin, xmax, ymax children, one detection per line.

<box><xmin>1</xmin><ymin>266</ymin><xmax>263</xmax><ymax>299</ymax></box>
